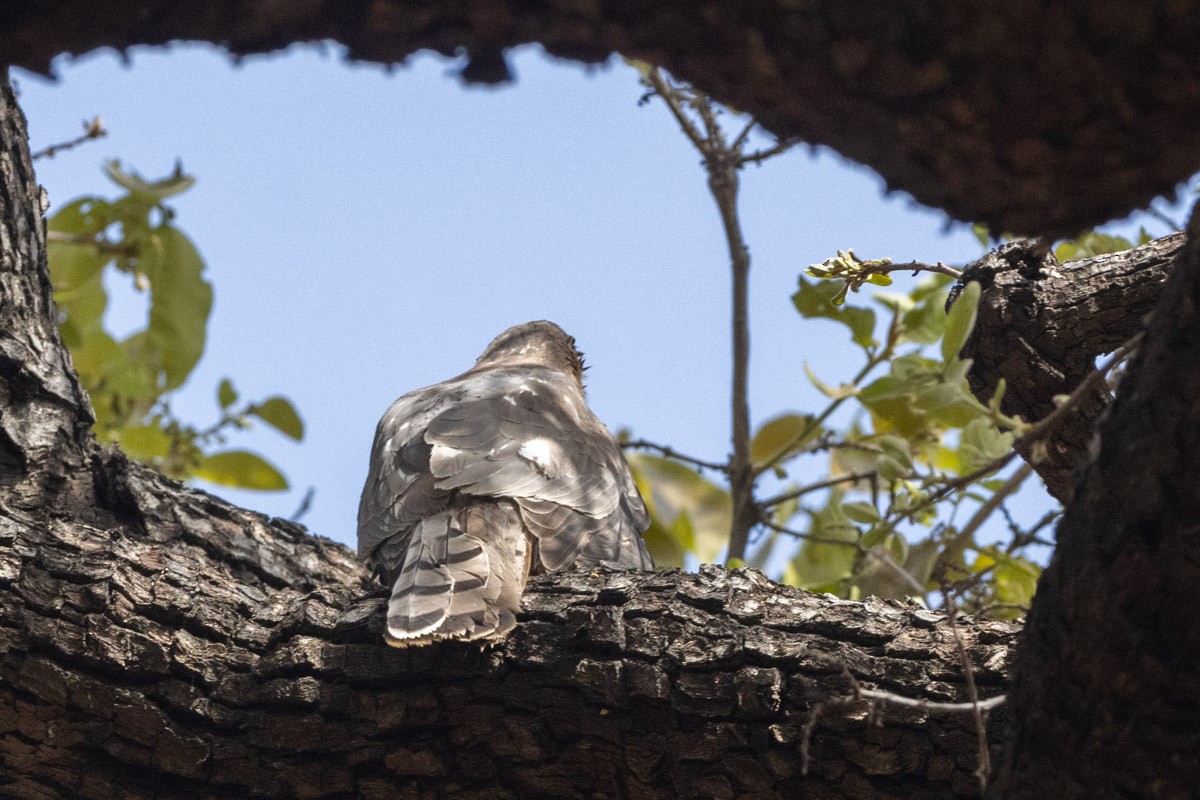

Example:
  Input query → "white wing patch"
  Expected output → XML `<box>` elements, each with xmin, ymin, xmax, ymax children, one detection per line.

<box><xmin>518</xmin><ymin>437</ymin><xmax>560</xmax><ymax>478</ymax></box>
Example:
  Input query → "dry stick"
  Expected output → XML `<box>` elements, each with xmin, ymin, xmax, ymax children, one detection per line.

<box><xmin>799</xmin><ymin>665</ymin><xmax>1006</xmax><ymax>776</ymax></box>
<box><xmin>943</xmin><ymin>590</ymin><xmax>993</xmax><ymax>789</ymax></box>
<box><xmin>857</xmin><ymin>687</ymin><xmax>1005</xmax><ymax>713</ymax></box>
<box><xmin>644</xmin><ymin>69</ymin><xmax>708</xmax><ymax>154</ymax></box>
<box><xmin>31</xmin><ymin>117</ymin><xmax>107</xmax><ymax>160</ymax></box>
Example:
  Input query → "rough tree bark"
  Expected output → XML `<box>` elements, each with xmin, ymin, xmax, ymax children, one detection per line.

<box><xmin>961</xmin><ymin>234</ymin><xmax>1180</xmax><ymax>501</ymax></box>
<box><xmin>989</xmin><ymin>206</ymin><xmax>1200</xmax><ymax>800</ymax></box>
<box><xmin>4</xmin><ymin>1</ymin><xmax>1200</xmax><ymax>236</ymax></box>
<box><xmin>0</xmin><ymin>74</ymin><xmax>1012</xmax><ymax>799</ymax></box>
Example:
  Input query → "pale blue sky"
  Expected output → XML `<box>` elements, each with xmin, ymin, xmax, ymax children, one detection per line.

<box><xmin>16</xmin><ymin>43</ymin><xmax>1176</xmax><ymax>556</ymax></box>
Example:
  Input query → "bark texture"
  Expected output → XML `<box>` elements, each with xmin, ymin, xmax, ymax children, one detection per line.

<box><xmin>990</xmin><ymin>212</ymin><xmax>1200</xmax><ymax>799</ymax></box>
<box><xmin>0</xmin><ymin>71</ymin><xmax>1016</xmax><ymax>799</ymax></box>
<box><xmin>1</xmin><ymin>492</ymin><xmax>1016</xmax><ymax>799</ymax></box>
<box><xmin>4</xmin><ymin>1</ymin><xmax>1200</xmax><ymax>235</ymax></box>
<box><xmin>962</xmin><ymin>234</ymin><xmax>1180</xmax><ymax>501</ymax></box>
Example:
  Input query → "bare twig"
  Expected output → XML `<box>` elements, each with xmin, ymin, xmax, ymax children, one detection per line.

<box><xmin>758</xmin><ymin>517</ymin><xmax>864</xmax><ymax>549</ymax></box>
<box><xmin>643</xmin><ymin>69</ymin><xmax>708</xmax><ymax>153</ymax></box>
<box><xmin>757</xmin><ymin>471</ymin><xmax>877</xmax><ymax>510</ymax></box>
<box><xmin>621</xmin><ymin>439</ymin><xmax>729</xmax><ymax>473</ymax></box>
<box><xmin>870</xmin><ymin>259</ymin><xmax>964</xmax><ymax>280</ymax></box>
<box><xmin>932</xmin><ymin>461</ymin><xmax>1034</xmax><ymax>581</ymax></box>
<box><xmin>1144</xmin><ymin>204</ymin><xmax>1184</xmax><ymax>233</ymax></box>
<box><xmin>739</xmin><ymin>139</ymin><xmax>797</xmax><ymax>166</ymax></box>
<box><xmin>290</xmin><ymin>487</ymin><xmax>316</xmax><ymax>523</ymax></box>
<box><xmin>856</xmin><ymin>687</ymin><xmax>1005</xmax><ymax>714</ymax></box>
<box><xmin>730</xmin><ymin>118</ymin><xmax>756</xmax><ymax>152</ymax></box>
<box><xmin>943</xmin><ymin>589</ymin><xmax>992</xmax><ymax>789</ymax></box>
<box><xmin>32</xmin><ymin>117</ymin><xmax>107</xmax><ymax>160</ymax></box>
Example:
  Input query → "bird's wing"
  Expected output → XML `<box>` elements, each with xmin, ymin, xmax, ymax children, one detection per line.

<box><xmin>424</xmin><ymin>369</ymin><xmax>653</xmax><ymax>571</ymax></box>
<box><xmin>356</xmin><ymin>386</ymin><xmax>454</xmax><ymax>566</ymax></box>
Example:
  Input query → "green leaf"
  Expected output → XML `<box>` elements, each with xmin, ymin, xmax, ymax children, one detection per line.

<box><xmin>193</xmin><ymin>450</ymin><xmax>289</xmax><ymax>491</ymax></box>
<box><xmin>805</xmin><ymin>363</ymin><xmax>858</xmax><ymax>400</ymax></box>
<box><xmin>841</xmin><ymin>501</ymin><xmax>880</xmax><ymax>524</ymax></box>
<box><xmin>971</xmin><ymin>223</ymin><xmax>991</xmax><ymax>248</ymax></box>
<box><xmin>250</xmin><ymin>396</ymin><xmax>304</xmax><ymax>440</ymax></box>
<box><xmin>627</xmin><ymin>454</ymin><xmax>731</xmax><ymax>563</ymax></box>
<box><xmin>137</xmin><ymin>224</ymin><xmax>214</xmax><ymax>390</ymax></box>
<box><xmin>105</xmin><ymin>159</ymin><xmax>196</xmax><ymax>200</ymax></box>
<box><xmin>941</xmin><ymin>281</ymin><xmax>981</xmax><ymax>363</ymax></box>
<box><xmin>1053</xmin><ymin>231</ymin><xmax>1133</xmax><ymax>263</ymax></box>
<box><xmin>787</xmin><ymin>494</ymin><xmax>859</xmax><ymax>590</ymax></box>
<box><xmin>899</xmin><ymin>290</ymin><xmax>948</xmax><ymax>345</ymax></box>
<box><xmin>750</xmin><ymin>414</ymin><xmax>818</xmax><ymax>468</ymax></box>
<box><xmin>217</xmin><ymin>378</ymin><xmax>238</xmax><ymax>410</ymax></box>
<box><xmin>792</xmin><ymin>277</ymin><xmax>876</xmax><ymax>350</ymax></box>
<box><xmin>116</xmin><ymin>424</ymin><xmax>172</xmax><ymax>461</ymax></box>
<box><xmin>958</xmin><ymin>418</ymin><xmax>1015</xmax><ymax>473</ymax></box>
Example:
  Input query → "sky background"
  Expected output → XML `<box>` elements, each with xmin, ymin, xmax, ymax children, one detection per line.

<box><xmin>12</xmin><ymin>44</ymin><xmax>1188</xmax><ymax>560</ymax></box>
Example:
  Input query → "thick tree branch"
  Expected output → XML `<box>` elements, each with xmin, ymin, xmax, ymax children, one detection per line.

<box><xmin>961</xmin><ymin>234</ymin><xmax>1179</xmax><ymax>501</ymax></box>
<box><xmin>4</xmin><ymin>2</ymin><xmax>1200</xmax><ymax>235</ymax></box>
<box><xmin>0</xmin><ymin>461</ymin><xmax>1017</xmax><ymax>798</ymax></box>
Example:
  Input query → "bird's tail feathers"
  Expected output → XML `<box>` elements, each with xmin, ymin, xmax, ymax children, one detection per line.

<box><xmin>386</xmin><ymin>504</ymin><xmax>528</xmax><ymax>647</ymax></box>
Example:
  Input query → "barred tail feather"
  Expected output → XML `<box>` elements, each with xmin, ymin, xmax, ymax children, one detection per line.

<box><xmin>385</xmin><ymin>503</ymin><xmax>529</xmax><ymax>647</ymax></box>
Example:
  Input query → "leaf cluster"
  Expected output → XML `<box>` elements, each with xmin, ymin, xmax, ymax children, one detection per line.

<box><xmin>47</xmin><ymin>161</ymin><xmax>303</xmax><ymax>491</ymax></box>
<box><xmin>628</xmin><ymin>268</ymin><xmax>1043</xmax><ymax>618</ymax></box>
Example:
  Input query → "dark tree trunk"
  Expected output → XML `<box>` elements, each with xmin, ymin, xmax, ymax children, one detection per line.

<box><xmin>0</xmin><ymin>73</ymin><xmax>1012</xmax><ymax>799</ymax></box>
<box><xmin>4</xmin><ymin>1</ymin><xmax>1200</xmax><ymax>236</ymax></box>
<box><xmin>989</xmin><ymin>208</ymin><xmax>1200</xmax><ymax>800</ymax></box>
<box><xmin>962</xmin><ymin>234</ymin><xmax>1180</xmax><ymax>501</ymax></box>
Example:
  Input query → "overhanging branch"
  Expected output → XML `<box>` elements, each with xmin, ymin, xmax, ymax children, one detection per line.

<box><xmin>4</xmin><ymin>2</ymin><xmax>1200</xmax><ymax>235</ymax></box>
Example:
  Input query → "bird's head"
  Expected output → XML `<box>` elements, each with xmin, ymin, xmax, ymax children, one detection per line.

<box><xmin>474</xmin><ymin>320</ymin><xmax>587</xmax><ymax>385</ymax></box>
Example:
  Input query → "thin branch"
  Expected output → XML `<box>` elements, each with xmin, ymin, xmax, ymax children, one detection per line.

<box><xmin>870</xmin><ymin>260</ymin><xmax>964</xmax><ymax>280</ymax></box>
<box><xmin>644</xmin><ymin>68</ymin><xmax>709</xmax><ymax>153</ymax></box>
<box><xmin>856</xmin><ymin>687</ymin><xmax>1005</xmax><ymax>714</ymax></box>
<box><xmin>933</xmin><ymin>461</ymin><xmax>1034</xmax><ymax>581</ymax></box>
<box><xmin>943</xmin><ymin>588</ymin><xmax>992</xmax><ymax>789</ymax></box>
<box><xmin>31</xmin><ymin>116</ymin><xmax>107</xmax><ymax>160</ymax></box>
<box><xmin>1144</xmin><ymin>204</ymin><xmax>1184</xmax><ymax>233</ymax></box>
<box><xmin>621</xmin><ymin>439</ymin><xmax>729</xmax><ymax>473</ymax></box>
<box><xmin>290</xmin><ymin>487</ymin><xmax>315</xmax><ymax>523</ymax></box>
<box><xmin>730</xmin><ymin>118</ymin><xmax>756</xmax><ymax>152</ymax></box>
<box><xmin>738</xmin><ymin>138</ymin><xmax>797</xmax><ymax>166</ymax></box>
<box><xmin>757</xmin><ymin>471</ymin><xmax>877</xmax><ymax>510</ymax></box>
<box><xmin>758</xmin><ymin>517</ymin><xmax>864</xmax><ymax>549</ymax></box>
<box><xmin>863</xmin><ymin>546</ymin><xmax>928</xmax><ymax>596</ymax></box>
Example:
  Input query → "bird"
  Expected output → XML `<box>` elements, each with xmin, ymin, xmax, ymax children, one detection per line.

<box><xmin>357</xmin><ymin>320</ymin><xmax>653</xmax><ymax>647</ymax></box>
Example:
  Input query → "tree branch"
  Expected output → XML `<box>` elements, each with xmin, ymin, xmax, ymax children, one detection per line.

<box><xmin>3</xmin><ymin>3</ymin><xmax>1199</xmax><ymax>234</ymax></box>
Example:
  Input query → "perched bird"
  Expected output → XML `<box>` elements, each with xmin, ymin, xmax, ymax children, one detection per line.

<box><xmin>357</xmin><ymin>320</ymin><xmax>653</xmax><ymax>646</ymax></box>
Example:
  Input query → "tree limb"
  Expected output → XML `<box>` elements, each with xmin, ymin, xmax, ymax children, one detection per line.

<box><xmin>4</xmin><ymin>2</ymin><xmax>1200</xmax><ymax>235</ymax></box>
<box><xmin>962</xmin><ymin>234</ymin><xmax>1180</xmax><ymax>501</ymax></box>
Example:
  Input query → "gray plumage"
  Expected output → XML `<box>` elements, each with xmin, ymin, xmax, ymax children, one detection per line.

<box><xmin>358</xmin><ymin>320</ymin><xmax>653</xmax><ymax>646</ymax></box>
